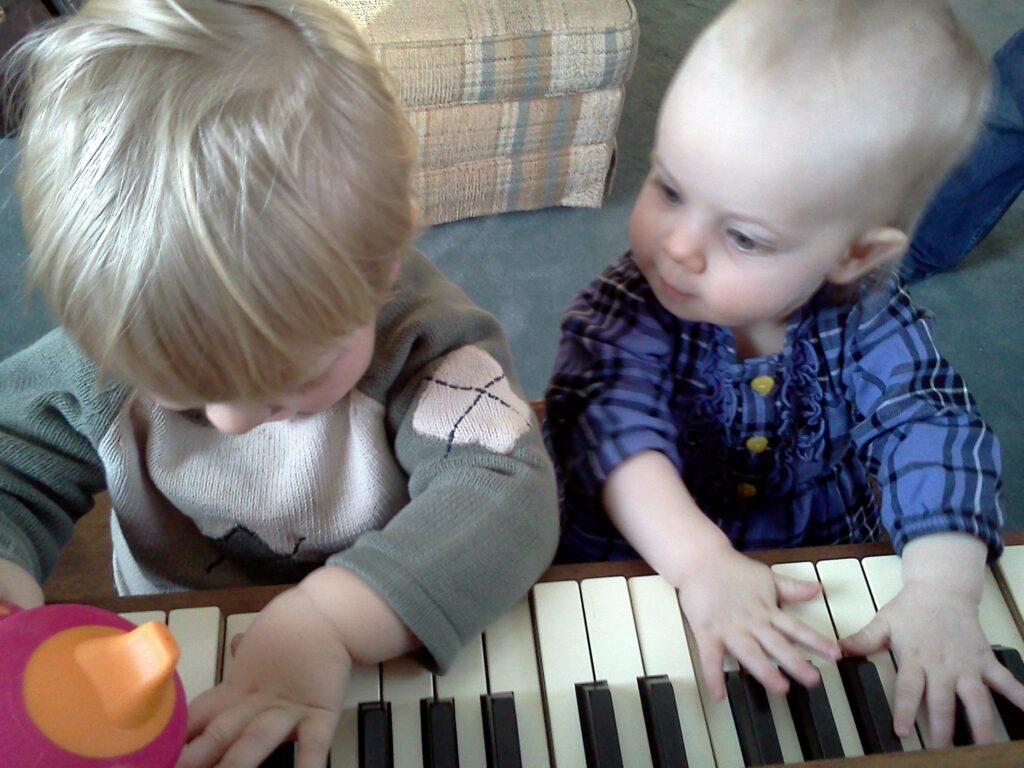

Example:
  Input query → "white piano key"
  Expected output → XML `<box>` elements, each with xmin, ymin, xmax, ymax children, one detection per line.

<box><xmin>581</xmin><ymin>577</ymin><xmax>653</xmax><ymax>768</ymax></box>
<box><xmin>627</xmin><ymin>575</ymin><xmax>719</xmax><ymax>768</ymax></box>
<box><xmin>962</xmin><ymin>566</ymin><xmax>1017</xmax><ymax>743</ymax></box>
<box><xmin>764</xmin><ymin>674</ymin><xmax>804</xmax><ymax>764</ymax></box>
<box><xmin>980</xmin><ymin>570</ymin><xmax>1024</xmax><ymax>656</ymax></box>
<box><xmin>772</xmin><ymin>561</ymin><xmax>864</xmax><ymax>758</ymax></box>
<box><xmin>762</xmin><ymin>563</ymin><xmax>833</xmax><ymax>763</ymax></box>
<box><xmin>996</xmin><ymin>546</ymin><xmax>1024</xmax><ymax>628</ymax></box>
<box><xmin>221</xmin><ymin>612</ymin><xmax>257</xmax><ymax>679</ymax></box>
<box><xmin>815</xmin><ymin>558</ymin><xmax>922</xmax><ymax>751</ymax></box>
<box><xmin>168</xmin><ymin>606</ymin><xmax>223</xmax><ymax>703</ymax></box>
<box><xmin>484</xmin><ymin>596</ymin><xmax>552</xmax><ymax>768</ymax></box>
<box><xmin>859</xmin><ymin>555</ymin><xmax>901</xmax><ymax>610</ymax></box>
<box><xmin>860</xmin><ymin>555</ymin><xmax>938</xmax><ymax>745</ymax></box>
<box><xmin>434</xmin><ymin>635</ymin><xmax>488</xmax><ymax>768</ymax></box>
<box><xmin>862</xmin><ymin>555</ymin><xmax>1014</xmax><ymax>744</ymax></box>
<box><xmin>381</xmin><ymin>654</ymin><xmax>433</xmax><ymax>768</ymax></box>
<box><xmin>330</xmin><ymin>662</ymin><xmax>382</xmax><ymax>768</ymax></box>
<box><xmin>119</xmin><ymin>610</ymin><xmax>167</xmax><ymax>626</ymax></box>
<box><xmin>533</xmin><ymin>579</ymin><xmax>593</xmax><ymax>768</ymax></box>
<box><xmin>682</xmin><ymin>610</ymin><xmax>746</xmax><ymax>768</ymax></box>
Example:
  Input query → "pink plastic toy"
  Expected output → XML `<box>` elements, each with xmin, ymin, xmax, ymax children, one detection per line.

<box><xmin>0</xmin><ymin>601</ymin><xmax>187</xmax><ymax>767</ymax></box>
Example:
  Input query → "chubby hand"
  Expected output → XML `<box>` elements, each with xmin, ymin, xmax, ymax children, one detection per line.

<box><xmin>0</xmin><ymin>558</ymin><xmax>44</xmax><ymax>609</ymax></box>
<box><xmin>176</xmin><ymin>583</ymin><xmax>351</xmax><ymax>768</ymax></box>
<box><xmin>677</xmin><ymin>547</ymin><xmax>841</xmax><ymax>699</ymax></box>
<box><xmin>841</xmin><ymin>581</ymin><xmax>1024</xmax><ymax>747</ymax></box>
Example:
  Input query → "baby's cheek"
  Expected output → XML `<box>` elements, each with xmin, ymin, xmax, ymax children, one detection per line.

<box><xmin>628</xmin><ymin>204</ymin><xmax>658</xmax><ymax>255</ymax></box>
<box><xmin>706</xmin><ymin>279</ymin><xmax>768</xmax><ymax>323</ymax></box>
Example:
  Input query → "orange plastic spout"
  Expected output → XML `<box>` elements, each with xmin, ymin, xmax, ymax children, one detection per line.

<box><xmin>73</xmin><ymin>621</ymin><xmax>180</xmax><ymax>729</ymax></box>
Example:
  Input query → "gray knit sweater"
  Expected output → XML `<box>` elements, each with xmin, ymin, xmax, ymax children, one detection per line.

<box><xmin>0</xmin><ymin>248</ymin><xmax>559</xmax><ymax>670</ymax></box>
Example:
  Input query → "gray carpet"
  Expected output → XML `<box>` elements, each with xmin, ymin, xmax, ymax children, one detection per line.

<box><xmin>2</xmin><ymin>0</ymin><xmax>1022</xmax><ymax>523</ymax></box>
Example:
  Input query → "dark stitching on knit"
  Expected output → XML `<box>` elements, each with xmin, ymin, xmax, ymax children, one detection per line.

<box><xmin>423</xmin><ymin>373</ymin><xmax>527</xmax><ymax>457</ymax></box>
<box><xmin>204</xmin><ymin>527</ymin><xmax>307</xmax><ymax>573</ymax></box>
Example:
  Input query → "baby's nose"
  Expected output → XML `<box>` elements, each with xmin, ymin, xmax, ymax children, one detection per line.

<box><xmin>204</xmin><ymin>403</ymin><xmax>276</xmax><ymax>435</ymax></box>
<box><xmin>662</xmin><ymin>224</ymin><xmax>707</xmax><ymax>271</ymax></box>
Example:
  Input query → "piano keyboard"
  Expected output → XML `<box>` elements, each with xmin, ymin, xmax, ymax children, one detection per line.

<box><xmin>88</xmin><ymin>541</ymin><xmax>1024</xmax><ymax>768</ymax></box>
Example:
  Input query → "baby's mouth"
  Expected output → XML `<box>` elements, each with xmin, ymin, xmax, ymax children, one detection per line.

<box><xmin>659</xmin><ymin>276</ymin><xmax>695</xmax><ymax>301</ymax></box>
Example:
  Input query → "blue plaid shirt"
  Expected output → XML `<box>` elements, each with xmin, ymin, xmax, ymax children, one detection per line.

<box><xmin>544</xmin><ymin>253</ymin><xmax>1004</xmax><ymax>563</ymax></box>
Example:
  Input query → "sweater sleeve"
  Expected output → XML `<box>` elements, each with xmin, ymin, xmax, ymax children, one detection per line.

<box><xmin>0</xmin><ymin>331</ymin><xmax>127</xmax><ymax>581</ymax></box>
<box><xmin>845</xmin><ymin>281</ymin><xmax>1003</xmax><ymax>561</ymax></box>
<box><xmin>326</xmin><ymin>254</ymin><xmax>559</xmax><ymax>672</ymax></box>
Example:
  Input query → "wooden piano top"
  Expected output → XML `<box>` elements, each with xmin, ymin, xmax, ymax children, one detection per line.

<box><xmin>45</xmin><ymin>498</ymin><xmax>1024</xmax><ymax>611</ymax></box>
<box><xmin>41</xmin><ymin>498</ymin><xmax>1024</xmax><ymax>768</ymax></box>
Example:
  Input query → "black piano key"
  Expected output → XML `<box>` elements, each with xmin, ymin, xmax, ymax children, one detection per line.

<box><xmin>993</xmin><ymin>645</ymin><xmax>1024</xmax><ymax>740</ymax></box>
<box><xmin>953</xmin><ymin>699</ymin><xmax>973</xmax><ymax>746</ymax></box>
<box><xmin>575</xmin><ymin>680</ymin><xmax>625</xmax><ymax>768</ymax></box>
<box><xmin>481</xmin><ymin>692</ymin><xmax>523</xmax><ymax>768</ymax></box>
<box><xmin>724</xmin><ymin>670</ymin><xmax>783</xmax><ymax>767</ymax></box>
<box><xmin>420</xmin><ymin>697</ymin><xmax>459</xmax><ymax>768</ymax></box>
<box><xmin>359</xmin><ymin>701</ymin><xmax>394</xmax><ymax>768</ymax></box>
<box><xmin>638</xmin><ymin>675</ymin><xmax>688</xmax><ymax>768</ymax></box>
<box><xmin>837</xmin><ymin>657</ymin><xmax>902</xmax><ymax>754</ymax></box>
<box><xmin>786</xmin><ymin>668</ymin><xmax>844</xmax><ymax>760</ymax></box>
<box><xmin>259</xmin><ymin>742</ymin><xmax>294</xmax><ymax>768</ymax></box>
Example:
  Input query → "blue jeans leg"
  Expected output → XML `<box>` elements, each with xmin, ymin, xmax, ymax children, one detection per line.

<box><xmin>901</xmin><ymin>28</ymin><xmax>1024</xmax><ymax>282</ymax></box>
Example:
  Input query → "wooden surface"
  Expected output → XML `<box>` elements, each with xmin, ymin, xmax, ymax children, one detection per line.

<box><xmin>46</xmin><ymin>492</ymin><xmax>115</xmax><ymax>604</ymax></box>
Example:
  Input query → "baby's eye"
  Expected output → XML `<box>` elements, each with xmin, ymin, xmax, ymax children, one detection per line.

<box><xmin>726</xmin><ymin>228</ymin><xmax>769</xmax><ymax>253</ymax></box>
<box><xmin>657</xmin><ymin>180</ymin><xmax>682</xmax><ymax>204</ymax></box>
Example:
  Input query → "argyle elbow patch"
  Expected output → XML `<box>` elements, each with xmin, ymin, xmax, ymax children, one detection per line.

<box><xmin>412</xmin><ymin>346</ymin><xmax>531</xmax><ymax>455</ymax></box>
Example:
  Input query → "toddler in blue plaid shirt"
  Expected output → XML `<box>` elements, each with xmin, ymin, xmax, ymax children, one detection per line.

<box><xmin>546</xmin><ymin>0</ymin><xmax>1021</xmax><ymax>746</ymax></box>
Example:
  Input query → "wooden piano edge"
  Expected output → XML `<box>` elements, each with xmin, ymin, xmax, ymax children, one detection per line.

<box><xmin>66</xmin><ymin>533</ymin><xmax>1024</xmax><ymax>611</ymax></box>
<box><xmin>42</xmin><ymin>522</ymin><xmax>1024</xmax><ymax>768</ymax></box>
<box><xmin>798</xmin><ymin>742</ymin><xmax>1024</xmax><ymax>767</ymax></box>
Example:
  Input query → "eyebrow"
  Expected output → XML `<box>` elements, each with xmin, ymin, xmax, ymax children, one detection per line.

<box><xmin>652</xmin><ymin>153</ymin><xmax>784</xmax><ymax>238</ymax></box>
<box><xmin>650</xmin><ymin>155</ymin><xmax>683</xmax><ymax>190</ymax></box>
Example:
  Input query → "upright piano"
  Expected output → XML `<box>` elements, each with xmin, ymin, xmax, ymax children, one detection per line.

<box><xmin>46</xmin><ymin>532</ymin><xmax>1024</xmax><ymax>768</ymax></box>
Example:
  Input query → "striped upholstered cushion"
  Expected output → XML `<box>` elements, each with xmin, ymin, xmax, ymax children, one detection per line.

<box><xmin>409</xmin><ymin>87</ymin><xmax>624</xmax><ymax>169</ymax></box>
<box><xmin>417</xmin><ymin>141</ymin><xmax>615</xmax><ymax>225</ymax></box>
<box><xmin>329</xmin><ymin>0</ymin><xmax>638</xmax><ymax>108</ymax></box>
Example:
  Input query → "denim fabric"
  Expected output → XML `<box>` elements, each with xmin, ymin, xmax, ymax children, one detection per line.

<box><xmin>901</xmin><ymin>28</ymin><xmax>1024</xmax><ymax>282</ymax></box>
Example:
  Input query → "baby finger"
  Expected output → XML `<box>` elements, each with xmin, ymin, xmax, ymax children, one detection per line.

<box><xmin>770</xmin><ymin>609</ymin><xmax>840</xmax><ymax>659</ymax></box>
<box><xmin>956</xmin><ymin>677</ymin><xmax>994</xmax><ymax>745</ymax></box>
<box><xmin>892</xmin><ymin>664</ymin><xmax>925</xmax><ymax>738</ymax></box>
<box><xmin>726</xmin><ymin>633</ymin><xmax>789</xmax><ymax>695</ymax></box>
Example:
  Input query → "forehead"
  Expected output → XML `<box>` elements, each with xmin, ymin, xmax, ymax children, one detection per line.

<box><xmin>654</xmin><ymin>66</ymin><xmax>867</xmax><ymax>228</ymax></box>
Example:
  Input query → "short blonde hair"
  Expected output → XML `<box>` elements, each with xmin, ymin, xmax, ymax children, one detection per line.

<box><xmin>11</xmin><ymin>0</ymin><xmax>417</xmax><ymax>402</ymax></box>
<box><xmin>678</xmin><ymin>0</ymin><xmax>990</xmax><ymax>235</ymax></box>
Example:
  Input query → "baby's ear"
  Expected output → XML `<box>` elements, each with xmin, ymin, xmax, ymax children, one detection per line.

<box><xmin>827</xmin><ymin>227</ymin><xmax>908</xmax><ymax>286</ymax></box>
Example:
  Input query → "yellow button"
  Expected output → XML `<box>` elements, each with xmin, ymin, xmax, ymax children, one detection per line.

<box><xmin>750</xmin><ymin>375</ymin><xmax>776</xmax><ymax>396</ymax></box>
<box><xmin>737</xmin><ymin>482</ymin><xmax>758</xmax><ymax>499</ymax></box>
<box><xmin>745</xmin><ymin>435</ymin><xmax>769</xmax><ymax>454</ymax></box>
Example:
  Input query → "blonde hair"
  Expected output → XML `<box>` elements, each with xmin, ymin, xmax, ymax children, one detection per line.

<box><xmin>678</xmin><ymin>0</ymin><xmax>990</xmax><ymax>236</ymax></box>
<box><xmin>11</xmin><ymin>0</ymin><xmax>417</xmax><ymax>402</ymax></box>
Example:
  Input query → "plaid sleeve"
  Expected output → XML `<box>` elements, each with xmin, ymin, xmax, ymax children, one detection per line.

<box><xmin>544</xmin><ymin>256</ymin><xmax>682</xmax><ymax>506</ymax></box>
<box><xmin>845</xmin><ymin>281</ymin><xmax>1003</xmax><ymax>561</ymax></box>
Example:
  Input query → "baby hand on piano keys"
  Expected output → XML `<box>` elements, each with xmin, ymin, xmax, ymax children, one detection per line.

<box><xmin>0</xmin><ymin>557</ymin><xmax>44</xmax><ymax>609</ymax></box>
<box><xmin>176</xmin><ymin>565</ymin><xmax>418</xmax><ymax>768</ymax></box>
<box><xmin>602</xmin><ymin>451</ymin><xmax>842</xmax><ymax>707</ymax></box>
<box><xmin>840</xmin><ymin>532</ymin><xmax>1024</xmax><ymax>748</ymax></box>
<box><xmin>676</xmin><ymin>545</ymin><xmax>843</xmax><ymax>701</ymax></box>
